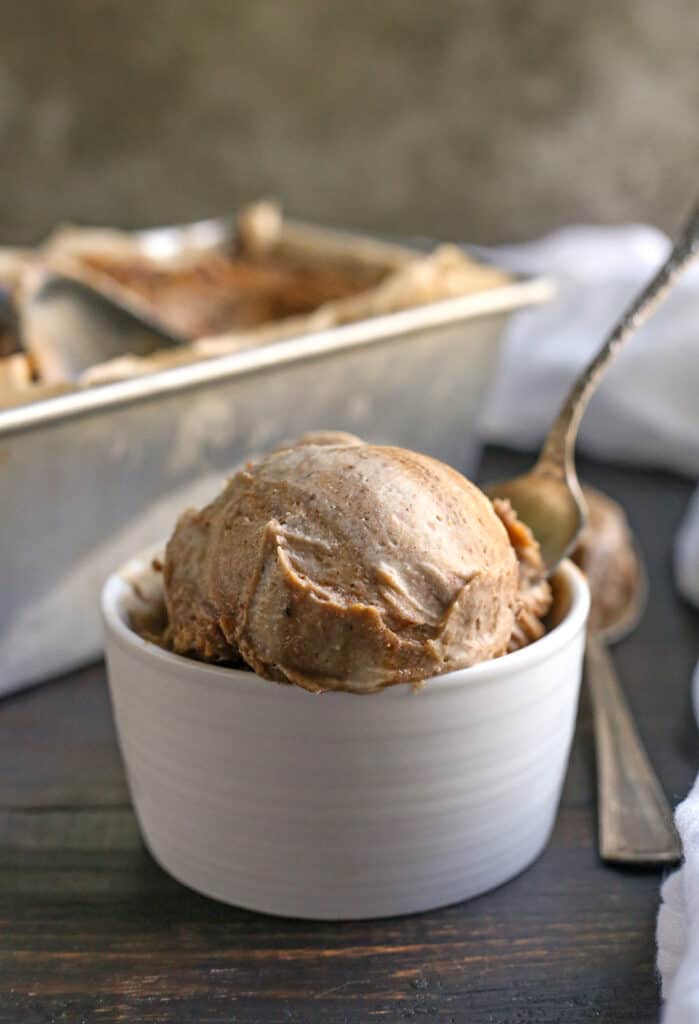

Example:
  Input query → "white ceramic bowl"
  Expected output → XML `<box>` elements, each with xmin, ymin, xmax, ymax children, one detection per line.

<box><xmin>102</xmin><ymin>553</ymin><xmax>589</xmax><ymax>920</ymax></box>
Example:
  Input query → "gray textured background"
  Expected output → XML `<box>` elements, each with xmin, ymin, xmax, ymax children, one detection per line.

<box><xmin>0</xmin><ymin>0</ymin><xmax>696</xmax><ymax>245</ymax></box>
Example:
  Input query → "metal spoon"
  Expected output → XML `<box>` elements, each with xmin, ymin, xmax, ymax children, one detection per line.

<box><xmin>584</xmin><ymin>545</ymin><xmax>681</xmax><ymax>863</ymax></box>
<box><xmin>486</xmin><ymin>198</ymin><xmax>699</xmax><ymax>572</ymax></box>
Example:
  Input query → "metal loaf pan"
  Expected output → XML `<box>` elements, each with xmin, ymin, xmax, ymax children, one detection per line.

<box><xmin>0</xmin><ymin>219</ymin><xmax>552</xmax><ymax>695</ymax></box>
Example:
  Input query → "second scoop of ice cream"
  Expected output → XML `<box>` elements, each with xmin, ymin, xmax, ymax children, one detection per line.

<box><xmin>164</xmin><ymin>436</ymin><xmax>551</xmax><ymax>692</ymax></box>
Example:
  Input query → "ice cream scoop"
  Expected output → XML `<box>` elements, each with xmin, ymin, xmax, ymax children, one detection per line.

<box><xmin>164</xmin><ymin>434</ymin><xmax>551</xmax><ymax>692</ymax></box>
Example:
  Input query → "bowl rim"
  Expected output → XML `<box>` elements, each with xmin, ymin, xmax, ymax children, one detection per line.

<box><xmin>101</xmin><ymin>547</ymin><xmax>589</xmax><ymax>697</ymax></box>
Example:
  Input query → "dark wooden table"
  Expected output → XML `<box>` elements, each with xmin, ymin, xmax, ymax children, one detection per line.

<box><xmin>2</xmin><ymin>447</ymin><xmax>697</xmax><ymax>1024</ymax></box>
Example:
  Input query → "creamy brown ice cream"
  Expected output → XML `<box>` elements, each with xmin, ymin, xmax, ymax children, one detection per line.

<box><xmin>572</xmin><ymin>486</ymin><xmax>640</xmax><ymax>632</ymax></box>
<box><xmin>161</xmin><ymin>434</ymin><xmax>552</xmax><ymax>693</ymax></box>
<box><xmin>494</xmin><ymin>498</ymin><xmax>556</xmax><ymax>653</ymax></box>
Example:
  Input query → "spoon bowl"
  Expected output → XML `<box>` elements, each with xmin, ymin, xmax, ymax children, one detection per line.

<box><xmin>486</xmin><ymin>468</ymin><xmax>585</xmax><ymax>573</ymax></box>
<box><xmin>593</xmin><ymin>539</ymin><xmax>648</xmax><ymax>645</ymax></box>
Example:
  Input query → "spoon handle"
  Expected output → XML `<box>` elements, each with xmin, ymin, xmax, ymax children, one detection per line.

<box><xmin>585</xmin><ymin>632</ymin><xmax>681</xmax><ymax>864</ymax></box>
<box><xmin>538</xmin><ymin>199</ymin><xmax>699</xmax><ymax>475</ymax></box>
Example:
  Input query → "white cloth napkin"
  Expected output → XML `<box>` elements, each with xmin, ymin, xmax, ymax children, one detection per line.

<box><xmin>474</xmin><ymin>225</ymin><xmax>699</xmax><ymax>1022</ymax></box>
<box><xmin>478</xmin><ymin>225</ymin><xmax>699</xmax><ymax>477</ymax></box>
<box><xmin>657</xmin><ymin>766</ymin><xmax>699</xmax><ymax>1023</ymax></box>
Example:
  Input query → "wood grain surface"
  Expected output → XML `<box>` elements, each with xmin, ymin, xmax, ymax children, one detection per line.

<box><xmin>2</xmin><ymin>447</ymin><xmax>697</xmax><ymax>1024</ymax></box>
